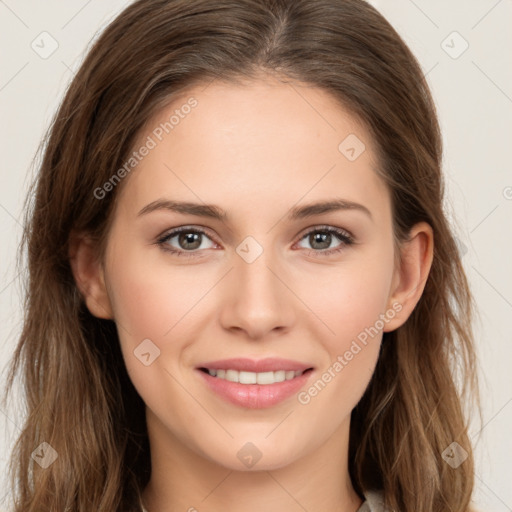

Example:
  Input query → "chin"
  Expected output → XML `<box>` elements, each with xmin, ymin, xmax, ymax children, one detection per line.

<box><xmin>196</xmin><ymin>437</ymin><xmax>304</xmax><ymax>472</ymax></box>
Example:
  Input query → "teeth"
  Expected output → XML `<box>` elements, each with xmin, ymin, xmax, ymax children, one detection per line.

<box><xmin>205</xmin><ymin>368</ymin><xmax>306</xmax><ymax>384</ymax></box>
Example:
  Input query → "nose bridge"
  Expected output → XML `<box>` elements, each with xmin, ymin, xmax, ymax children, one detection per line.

<box><xmin>219</xmin><ymin>233</ymin><xmax>295</xmax><ymax>337</ymax></box>
<box><xmin>235</xmin><ymin>234</ymin><xmax>283</xmax><ymax>304</ymax></box>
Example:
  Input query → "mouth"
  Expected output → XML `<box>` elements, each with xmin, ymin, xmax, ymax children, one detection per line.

<box><xmin>198</xmin><ymin>367</ymin><xmax>314</xmax><ymax>385</ymax></box>
<box><xmin>195</xmin><ymin>358</ymin><xmax>315</xmax><ymax>409</ymax></box>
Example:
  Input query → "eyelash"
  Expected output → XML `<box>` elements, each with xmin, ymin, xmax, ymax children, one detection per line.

<box><xmin>155</xmin><ymin>225</ymin><xmax>355</xmax><ymax>259</ymax></box>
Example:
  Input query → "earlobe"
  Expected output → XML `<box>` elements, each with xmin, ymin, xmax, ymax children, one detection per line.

<box><xmin>68</xmin><ymin>231</ymin><xmax>114</xmax><ymax>320</ymax></box>
<box><xmin>383</xmin><ymin>222</ymin><xmax>434</xmax><ymax>332</ymax></box>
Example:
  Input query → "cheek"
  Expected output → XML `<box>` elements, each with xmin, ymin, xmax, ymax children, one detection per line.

<box><xmin>293</xmin><ymin>262</ymin><xmax>391</xmax><ymax>424</ymax></box>
<box><xmin>296</xmin><ymin>255</ymin><xmax>393</xmax><ymax>350</ymax></box>
<box><xmin>106</xmin><ymin>245</ymin><xmax>203</xmax><ymax>340</ymax></box>
<box><xmin>110</xmin><ymin>273</ymin><xmax>174</xmax><ymax>340</ymax></box>
<box><xmin>105</xmin><ymin>252</ymin><xmax>197</xmax><ymax>400</ymax></box>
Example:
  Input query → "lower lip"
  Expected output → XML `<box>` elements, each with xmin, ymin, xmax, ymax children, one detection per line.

<box><xmin>196</xmin><ymin>369</ymin><xmax>313</xmax><ymax>409</ymax></box>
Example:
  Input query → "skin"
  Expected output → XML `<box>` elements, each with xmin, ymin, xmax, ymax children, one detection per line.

<box><xmin>70</xmin><ymin>77</ymin><xmax>434</xmax><ymax>512</ymax></box>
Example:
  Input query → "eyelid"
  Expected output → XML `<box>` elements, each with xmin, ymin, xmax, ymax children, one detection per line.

<box><xmin>156</xmin><ymin>225</ymin><xmax>219</xmax><ymax>248</ymax></box>
<box><xmin>296</xmin><ymin>224</ymin><xmax>353</xmax><ymax>241</ymax></box>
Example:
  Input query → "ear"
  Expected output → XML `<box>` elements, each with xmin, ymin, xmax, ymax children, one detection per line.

<box><xmin>68</xmin><ymin>231</ymin><xmax>114</xmax><ymax>319</ymax></box>
<box><xmin>383</xmin><ymin>221</ymin><xmax>434</xmax><ymax>332</ymax></box>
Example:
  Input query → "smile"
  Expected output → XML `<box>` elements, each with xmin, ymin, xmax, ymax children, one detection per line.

<box><xmin>196</xmin><ymin>366</ymin><xmax>315</xmax><ymax>409</ymax></box>
<box><xmin>199</xmin><ymin>368</ymin><xmax>311</xmax><ymax>385</ymax></box>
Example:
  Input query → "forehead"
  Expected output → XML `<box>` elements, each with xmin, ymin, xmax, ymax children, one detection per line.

<box><xmin>115</xmin><ymin>78</ymin><xmax>390</xmax><ymax>226</ymax></box>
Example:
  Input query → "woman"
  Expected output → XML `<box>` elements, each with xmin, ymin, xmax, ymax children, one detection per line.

<box><xmin>3</xmin><ymin>0</ymin><xmax>482</xmax><ymax>510</ymax></box>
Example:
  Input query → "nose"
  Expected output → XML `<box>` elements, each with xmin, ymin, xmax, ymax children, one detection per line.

<box><xmin>218</xmin><ymin>247</ymin><xmax>296</xmax><ymax>340</ymax></box>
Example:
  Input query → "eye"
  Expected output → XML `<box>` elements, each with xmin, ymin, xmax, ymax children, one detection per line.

<box><xmin>156</xmin><ymin>226</ymin><xmax>217</xmax><ymax>257</ymax></box>
<box><xmin>295</xmin><ymin>225</ymin><xmax>354</xmax><ymax>257</ymax></box>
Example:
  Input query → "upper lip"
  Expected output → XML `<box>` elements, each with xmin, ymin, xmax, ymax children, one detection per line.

<box><xmin>197</xmin><ymin>357</ymin><xmax>314</xmax><ymax>373</ymax></box>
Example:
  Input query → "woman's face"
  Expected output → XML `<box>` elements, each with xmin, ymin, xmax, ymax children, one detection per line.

<box><xmin>98</xmin><ymin>78</ymin><xmax>409</xmax><ymax>471</ymax></box>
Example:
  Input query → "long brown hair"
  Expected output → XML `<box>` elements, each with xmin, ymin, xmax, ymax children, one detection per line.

<box><xmin>2</xmin><ymin>0</ymin><xmax>482</xmax><ymax>510</ymax></box>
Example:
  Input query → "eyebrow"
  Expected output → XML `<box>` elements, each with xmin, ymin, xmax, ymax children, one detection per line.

<box><xmin>137</xmin><ymin>198</ymin><xmax>373</xmax><ymax>222</ymax></box>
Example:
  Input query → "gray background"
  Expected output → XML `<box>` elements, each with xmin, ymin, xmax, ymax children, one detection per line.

<box><xmin>1</xmin><ymin>0</ymin><xmax>511</xmax><ymax>510</ymax></box>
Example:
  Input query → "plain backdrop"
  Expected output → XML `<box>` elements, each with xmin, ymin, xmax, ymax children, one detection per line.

<box><xmin>1</xmin><ymin>1</ymin><xmax>511</xmax><ymax>510</ymax></box>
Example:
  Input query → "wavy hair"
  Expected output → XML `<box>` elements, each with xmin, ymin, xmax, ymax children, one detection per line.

<box><xmin>2</xmin><ymin>0</ymin><xmax>482</xmax><ymax>510</ymax></box>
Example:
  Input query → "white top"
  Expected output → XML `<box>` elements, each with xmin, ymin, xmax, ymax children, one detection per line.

<box><xmin>357</xmin><ymin>490</ymin><xmax>388</xmax><ymax>511</ymax></box>
<box><xmin>142</xmin><ymin>489</ymin><xmax>387</xmax><ymax>511</ymax></box>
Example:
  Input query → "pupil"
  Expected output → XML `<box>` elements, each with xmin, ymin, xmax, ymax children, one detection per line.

<box><xmin>311</xmin><ymin>232</ymin><xmax>331</xmax><ymax>250</ymax></box>
<box><xmin>179</xmin><ymin>232</ymin><xmax>201</xmax><ymax>250</ymax></box>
